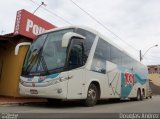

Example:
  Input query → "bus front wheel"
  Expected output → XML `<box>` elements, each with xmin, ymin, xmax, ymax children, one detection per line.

<box><xmin>84</xmin><ymin>84</ymin><xmax>98</xmax><ymax>107</ymax></box>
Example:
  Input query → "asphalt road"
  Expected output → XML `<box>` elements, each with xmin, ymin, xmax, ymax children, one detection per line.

<box><xmin>0</xmin><ymin>95</ymin><xmax>160</xmax><ymax>114</ymax></box>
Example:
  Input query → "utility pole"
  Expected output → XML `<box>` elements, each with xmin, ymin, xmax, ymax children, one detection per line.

<box><xmin>140</xmin><ymin>44</ymin><xmax>158</xmax><ymax>62</ymax></box>
<box><xmin>140</xmin><ymin>50</ymin><xmax>142</xmax><ymax>62</ymax></box>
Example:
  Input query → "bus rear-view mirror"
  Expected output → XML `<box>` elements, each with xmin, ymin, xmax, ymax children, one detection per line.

<box><xmin>62</xmin><ymin>32</ymin><xmax>85</xmax><ymax>47</ymax></box>
<box><xmin>15</xmin><ymin>42</ymin><xmax>31</xmax><ymax>55</ymax></box>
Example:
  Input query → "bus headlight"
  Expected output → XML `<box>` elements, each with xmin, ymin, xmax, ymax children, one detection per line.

<box><xmin>55</xmin><ymin>79</ymin><xmax>60</xmax><ymax>84</ymax></box>
<box><xmin>52</xmin><ymin>76</ymin><xmax>68</xmax><ymax>84</ymax></box>
<box><xmin>52</xmin><ymin>78</ymin><xmax>61</xmax><ymax>84</ymax></box>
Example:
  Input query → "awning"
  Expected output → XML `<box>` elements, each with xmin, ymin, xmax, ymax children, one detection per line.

<box><xmin>0</xmin><ymin>33</ymin><xmax>18</xmax><ymax>48</ymax></box>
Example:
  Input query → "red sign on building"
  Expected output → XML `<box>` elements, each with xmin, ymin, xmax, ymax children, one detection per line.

<box><xmin>14</xmin><ymin>9</ymin><xmax>56</xmax><ymax>39</ymax></box>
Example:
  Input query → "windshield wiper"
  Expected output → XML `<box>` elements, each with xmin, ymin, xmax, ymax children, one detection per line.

<box><xmin>24</xmin><ymin>49</ymin><xmax>39</xmax><ymax>74</ymax></box>
<box><xmin>25</xmin><ymin>47</ymin><xmax>49</xmax><ymax>75</ymax></box>
<box><xmin>36</xmin><ymin>49</ymin><xmax>49</xmax><ymax>75</ymax></box>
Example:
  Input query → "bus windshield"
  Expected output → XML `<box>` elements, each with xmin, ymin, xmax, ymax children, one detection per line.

<box><xmin>22</xmin><ymin>29</ymin><xmax>74</xmax><ymax>76</ymax></box>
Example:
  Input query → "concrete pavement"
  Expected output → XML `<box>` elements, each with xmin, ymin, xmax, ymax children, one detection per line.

<box><xmin>0</xmin><ymin>95</ymin><xmax>160</xmax><ymax>113</ymax></box>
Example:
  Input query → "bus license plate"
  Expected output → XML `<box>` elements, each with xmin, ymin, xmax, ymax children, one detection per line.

<box><xmin>30</xmin><ymin>89</ymin><xmax>38</xmax><ymax>94</ymax></box>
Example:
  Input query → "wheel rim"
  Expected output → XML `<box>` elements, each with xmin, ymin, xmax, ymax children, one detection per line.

<box><xmin>137</xmin><ymin>91</ymin><xmax>140</xmax><ymax>100</ymax></box>
<box><xmin>88</xmin><ymin>89</ymin><xmax>96</xmax><ymax>102</ymax></box>
<box><xmin>138</xmin><ymin>94</ymin><xmax>140</xmax><ymax>100</ymax></box>
<box><xmin>142</xmin><ymin>92</ymin><xmax>145</xmax><ymax>98</ymax></box>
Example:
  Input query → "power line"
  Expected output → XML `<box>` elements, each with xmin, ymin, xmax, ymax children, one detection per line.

<box><xmin>70</xmin><ymin>0</ymin><xmax>139</xmax><ymax>52</ymax></box>
<box><xmin>29</xmin><ymin>0</ymin><xmax>64</xmax><ymax>25</ymax></box>
<box><xmin>42</xmin><ymin>6</ymin><xmax>72</xmax><ymax>25</ymax></box>
<box><xmin>30</xmin><ymin>0</ymin><xmax>39</xmax><ymax>6</ymax></box>
<box><xmin>29</xmin><ymin>0</ymin><xmax>72</xmax><ymax>25</ymax></box>
<box><xmin>30</xmin><ymin>0</ymin><xmax>139</xmax><ymax>52</ymax></box>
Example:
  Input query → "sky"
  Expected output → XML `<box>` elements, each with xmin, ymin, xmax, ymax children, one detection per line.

<box><xmin>0</xmin><ymin>0</ymin><xmax>160</xmax><ymax>65</ymax></box>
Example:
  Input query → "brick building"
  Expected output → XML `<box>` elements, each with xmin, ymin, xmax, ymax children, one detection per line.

<box><xmin>148</xmin><ymin>65</ymin><xmax>160</xmax><ymax>87</ymax></box>
<box><xmin>148</xmin><ymin>65</ymin><xmax>160</xmax><ymax>74</ymax></box>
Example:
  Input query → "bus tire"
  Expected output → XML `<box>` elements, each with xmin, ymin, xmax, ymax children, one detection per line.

<box><xmin>142</xmin><ymin>89</ymin><xmax>145</xmax><ymax>100</ymax></box>
<box><xmin>84</xmin><ymin>84</ymin><xmax>98</xmax><ymax>107</ymax></box>
<box><xmin>136</xmin><ymin>89</ymin><xmax>141</xmax><ymax>101</ymax></box>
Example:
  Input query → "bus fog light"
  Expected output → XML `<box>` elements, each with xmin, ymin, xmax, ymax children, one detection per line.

<box><xmin>57</xmin><ymin>89</ymin><xmax>62</xmax><ymax>93</ymax></box>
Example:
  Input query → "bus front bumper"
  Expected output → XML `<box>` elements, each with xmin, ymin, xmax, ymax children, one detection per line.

<box><xmin>19</xmin><ymin>81</ymin><xmax>68</xmax><ymax>99</ymax></box>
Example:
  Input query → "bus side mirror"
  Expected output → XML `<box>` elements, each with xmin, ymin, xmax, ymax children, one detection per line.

<box><xmin>62</xmin><ymin>32</ymin><xmax>85</xmax><ymax>47</ymax></box>
<box><xmin>15</xmin><ymin>42</ymin><xmax>31</xmax><ymax>55</ymax></box>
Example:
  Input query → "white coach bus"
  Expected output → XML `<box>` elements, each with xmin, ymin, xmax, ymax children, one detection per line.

<box><xmin>15</xmin><ymin>26</ymin><xmax>149</xmax><ymax>106</ymax></box>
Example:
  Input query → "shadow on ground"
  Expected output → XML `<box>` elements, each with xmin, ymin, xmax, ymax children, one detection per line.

<box><xmin>18</xmin><ymin>82</ymin><xmax>160</xmax><ymax>108</ymax></box>
<box><xmin>20</xmin><ymin>97</ymin><xmax>149</xmax><ymax>109</ymax></box>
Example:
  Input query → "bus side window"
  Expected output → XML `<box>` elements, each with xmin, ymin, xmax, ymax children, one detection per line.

<box><xmin>91</xmin><ymin>38</ymin><xmax>108</xmax><ymax>74</ymax></box>
<box><xmin>75</xmin><ymin>28</ymin><xmax>96</xmax><ymax>64</ymax></box>
<box><xmin>68</xmin><ymin>41</ymin><xmax>84</xmax><ymax>70</ymax></box>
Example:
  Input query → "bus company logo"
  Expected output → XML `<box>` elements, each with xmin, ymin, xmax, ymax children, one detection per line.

<box><xmin>124</xmin><ymin>73</ymin><xmax>134</xmax><ymax>85</ymax></box>
<box><xmin>39</xmin><ymin>76</ymin><xmax>46</xmax><ymax>81</ymax></box>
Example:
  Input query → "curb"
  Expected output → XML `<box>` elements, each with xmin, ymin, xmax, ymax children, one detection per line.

<box><xmin>0</xmin><ymin>100</ymin><xmax>47</xmax><ymax>106</ymax></box>
<box><xmin>0</xmin><ymin>101</ymin><xmax>47</xmax><ymax>106</ymax></box>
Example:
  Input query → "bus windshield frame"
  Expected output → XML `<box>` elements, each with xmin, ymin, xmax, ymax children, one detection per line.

<box><xmin>22</xmin><ymin>28</ymin><xmax>74</xmax><ymax>76</ymax></box>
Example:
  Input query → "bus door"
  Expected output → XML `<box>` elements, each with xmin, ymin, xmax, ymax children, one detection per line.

<box><xmin>66</xmin><ymin>38</ymin><xmax>85</xmax><ymax>99</ymax></box>
<box><xmin>106</xmin><ymin>61</ymin><xmax>121</xmax><ymax>98</ymax></box>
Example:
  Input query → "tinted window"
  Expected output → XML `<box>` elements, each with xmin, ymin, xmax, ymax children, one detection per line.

<box><xmin>22</xmin><ymin>29</ymin><xmax>73</xmax><ymax>75</ymax></box>
<box><xmin>110</xmin><ymin>46</ymin><xmax>121</xmax><ymax>65</ymax></box>
<box><xmin>69</xmin><ymin>43</ymin><xmax>83</xmax><ymax>70</ymax></box>
<box><xmin>91</xmin><ymin>38</ymin><xmax>110</xmax><ymax>74</ymax></box>
<box><xmin>76</xmin><ymin>28</ymin><xmax>96</xmax><ymax>63</ymax></box>
<box><xmin>121</xmin><ymin>53</ymin><xmax>131</xmax><ymax>68</ymax></box>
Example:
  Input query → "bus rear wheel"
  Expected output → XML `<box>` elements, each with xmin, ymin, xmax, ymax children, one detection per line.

<box><xmin>84</xmin><ymin>84</ymin><xmax>98</xmax><ymax>107</ymax></box>
<box><xmin>136</xmin><ymin>89</ymin><xmax>141</xmax><ymax>101</ymax></box>
<box><xmin>142</xmin><ymin>89</ymin><xmax>145</xmax><ymax>100</ymax></box>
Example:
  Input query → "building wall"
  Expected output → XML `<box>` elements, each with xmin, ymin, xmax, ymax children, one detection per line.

<box><xmin>149</xmin><ymin>73</ymin><xmax>160</xmax><ymax>86</ymax></box>
<box><xmin>0</xmin><ymin>38</ymin><xmax>30</xmax><ymax>97</ymax></box>
<box><xmin>148</xmin><ymin>65</ymin><xmax>160</xmax><ymax>87</ymax></box>
<box><xmin>0</xmin><ymin>48</ymin><xmax>3</xmax><ymax>82</ymax></box>
<box><xmin>148</xmin><ymin>65</ymin><xmax>160</xmax><ymax>74</ymax></box>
